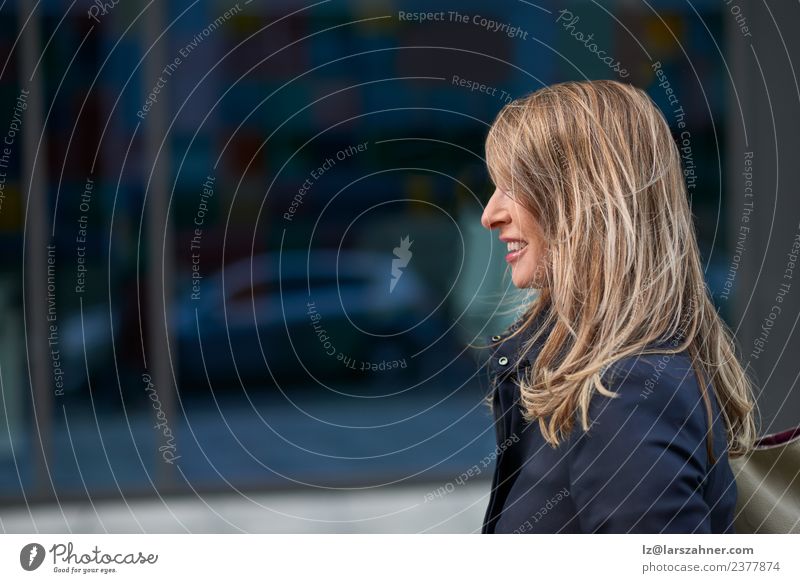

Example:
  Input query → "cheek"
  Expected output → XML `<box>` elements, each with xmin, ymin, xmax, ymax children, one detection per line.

<box><xmin>525</xmin><ymin>250</ymin><xmax>542</xmax><ymax>275</ymax></box>
<box><xmin>526</xmin><ymin>240</ymin><xmax>548</xmax><ymax>279</ymax></box>
<box><xmin>532</xmin><ymin>241</ymin><xmax>546</xmax><ymax>265</ymax></box>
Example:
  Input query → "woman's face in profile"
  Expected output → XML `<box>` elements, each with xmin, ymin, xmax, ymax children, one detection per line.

<box><xmin>481</xmin><ymin>186</ymin><xmax>548</xmax><ymax>289</ymax></box>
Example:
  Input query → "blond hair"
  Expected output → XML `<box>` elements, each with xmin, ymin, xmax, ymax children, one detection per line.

<box><xmin>485</xmin><ymin>80</ymin><xmax>757</xmax><ymax>459</ymax></box>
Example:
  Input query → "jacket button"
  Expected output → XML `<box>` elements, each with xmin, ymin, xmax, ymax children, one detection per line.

<box><xmin>491</xmin><ymin>335</ymin><xmax>501</xmax><ymax>342</ymax></box>
<box><xmin>498</xmin><ymin>356</ymin><xmax>509</xmax><ymax>366</ymax></box>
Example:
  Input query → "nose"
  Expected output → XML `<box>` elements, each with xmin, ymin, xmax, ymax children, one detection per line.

<box><xmin>481</xmin><ymin>188</ymin><xmax>511</xmax><ymax>230</ymax></box>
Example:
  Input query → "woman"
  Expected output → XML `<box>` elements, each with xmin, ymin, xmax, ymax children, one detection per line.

<box><xmin>479</xmin><ymin>80</ymin><xmax>757</xmax><ymax>534</ymax></box>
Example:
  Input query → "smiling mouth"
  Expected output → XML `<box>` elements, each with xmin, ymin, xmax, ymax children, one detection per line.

<box><xmin>505</xmin><ymin>240</ymin><xmax>528</xmax><ymax>263</ymax></box>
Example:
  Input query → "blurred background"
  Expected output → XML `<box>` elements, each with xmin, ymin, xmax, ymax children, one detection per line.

<box><xmin>0</xmin><ymin>0</ymin><xmax>799</xmax><ymax>532</ymax></box>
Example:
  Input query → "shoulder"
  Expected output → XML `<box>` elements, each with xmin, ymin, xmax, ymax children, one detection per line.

<box><xmin>582</xmin><ymin>351</ymin><xmax>709</xmax><ymax>440</ymax></box>
<box><xmin>565</xmin><ymin>352</ymin><xmax>724</xmax><ymax>533</ymax></box>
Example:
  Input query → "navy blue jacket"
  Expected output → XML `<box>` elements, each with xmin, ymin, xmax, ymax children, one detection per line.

<box><xmin>481</xmin><ymin>311</ymin><xmax>738</xmax><ymax>533</ymax></box>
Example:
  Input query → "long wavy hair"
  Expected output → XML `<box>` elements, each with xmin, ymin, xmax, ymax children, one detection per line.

<box><xmin>485</xmin><ymin>80</ymin><xmax>757</xmax><ymax>459</ymax></box>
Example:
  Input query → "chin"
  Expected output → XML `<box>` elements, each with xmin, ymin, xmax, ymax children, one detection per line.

<box><xmin>511</xmin><ymin>270</ymin><xmax>534</xmax><ymax>289</ymax></box>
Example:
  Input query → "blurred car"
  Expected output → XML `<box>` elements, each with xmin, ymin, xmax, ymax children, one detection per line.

<box><xmin>174</xmin><ymin>250</ymin><xmax>467</xmax><ymax>391</ymax></box>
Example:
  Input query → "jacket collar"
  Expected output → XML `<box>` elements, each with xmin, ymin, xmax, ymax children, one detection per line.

<box><xmin>486</xmin><ymin>307</ymin><xmax>553</xmax><ymax>379</ymax></box>
<box><xmin>485</xmin><ymin>305</ymin><xmax>687</xmax><ymax>379</ymax></box>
